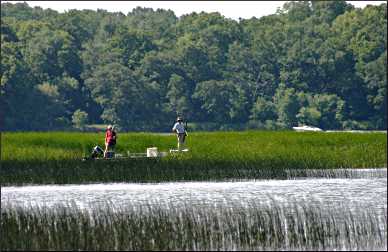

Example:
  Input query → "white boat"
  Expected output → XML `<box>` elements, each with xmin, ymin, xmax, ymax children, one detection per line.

<box><xmin>292</xmin><ymin>125</ymin><xmax>323</xmax><ymax>132</ymax></box>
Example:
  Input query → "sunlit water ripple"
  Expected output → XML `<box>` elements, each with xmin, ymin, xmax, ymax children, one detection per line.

<box><xmin>2</xmin><ymin>169</ymin><xmax>386</xmax><ymax>216</ymax></box>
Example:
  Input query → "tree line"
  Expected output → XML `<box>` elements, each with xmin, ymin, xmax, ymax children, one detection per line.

<box><xmin>1</xmin><ymin>1</ymin><xmax>386</xmax><ymax>131</ymax></box>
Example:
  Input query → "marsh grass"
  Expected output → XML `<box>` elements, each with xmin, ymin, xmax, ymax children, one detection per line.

<box><xmin>1</xmin><ymin>131</ymin><xmax>386</xmax><ymax>184</ymax></box>
<box><xmin>1</xmin><ymin>201</ymin><xmax>386</xmax><ymax>251</ymax></box>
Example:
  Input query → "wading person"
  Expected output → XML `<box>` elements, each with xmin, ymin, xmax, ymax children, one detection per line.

<box><xmin>172</xmin><ymin>117</ymin><xmax>187</xmax><ymax>151</ymax></box>
<box><xmin>104</xmin><ymin>125</ymin><xmax>117</xmax><ymax>158</ymax></box>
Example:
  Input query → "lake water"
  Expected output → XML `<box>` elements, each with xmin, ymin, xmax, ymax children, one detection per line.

<box><xmin>2</xmin><ymin>168</ymin><xmax>387</xmax><ymax>251</ymax></box>
<box><xmin>2</xmin><ymin>169</ymin><xmax>386</xmax><ymax>214</ymax></box>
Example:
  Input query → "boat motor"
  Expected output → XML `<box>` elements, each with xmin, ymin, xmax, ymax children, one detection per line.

<box><xmin>82</xmin><ymin>145</ymin><xmax>104</xmax><ymax>161</ymax></box>
<box><xmin>91</xmin><ymin>145</ymin><xmax>104</xmax><ymax>159</ymax></box>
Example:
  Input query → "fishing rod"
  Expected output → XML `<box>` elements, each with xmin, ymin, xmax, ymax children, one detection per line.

<box><xmin>186</xmin><ymin>122</ymin><xmax>189</xmax><ymax>137</ymax></box>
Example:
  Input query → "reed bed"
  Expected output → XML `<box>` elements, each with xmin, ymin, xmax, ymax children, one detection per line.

<box><xmin>1</xmin><ymin>131</ymin><xmax>386</xmax><ymax>184</ymax></box>
<box><xmin>1</xmin><ymin>200</ymin><xmax>386</xmax><ymax>251</ymax></box>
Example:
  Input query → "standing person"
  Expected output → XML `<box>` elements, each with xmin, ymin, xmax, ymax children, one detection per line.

<box><xmin>172</xmin><ymin>117</ymin><xmax>187</xmax><ymax>151</ymax></box>
<box><xmin>104</xmin><ymin>125</ymin><xmax>117</xmax><ymax>158</ymax></box>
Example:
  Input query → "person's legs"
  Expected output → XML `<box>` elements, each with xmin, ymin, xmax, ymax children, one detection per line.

<box><xmin>178</xmin><ymin>133</ymin><xmax>185</xmax><ymax>151</ymax></box>
<box><xmin>104</xmin><ymin>143</ymin><xmax>109</xmax><ymax>158</ymax></box>
<box><xmin>182</xmin><ymin>134</ymin><xmax>186</xmax><ymax>149</ymax></box>
<box><xmin>176</xmin><ymin>134</ymin><xmax>180</xmax><ymax>150</ymax></box>
<box><xmin>104</xmin><ymin>143</ymin><xmax>114</xmax><ymax>158</ymax></box>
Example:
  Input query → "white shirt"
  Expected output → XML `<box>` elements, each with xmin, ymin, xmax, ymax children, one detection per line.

<box><xmin>172</xmin><ymin>122</ymin><xmax>185</xmax><ymax>133</ymax></box>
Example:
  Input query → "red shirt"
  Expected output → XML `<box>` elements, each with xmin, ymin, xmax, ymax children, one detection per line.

<box><xmin>105</xmin><ymin>129</ymin><xmax>114</xmax><ymax>144</ymax></box>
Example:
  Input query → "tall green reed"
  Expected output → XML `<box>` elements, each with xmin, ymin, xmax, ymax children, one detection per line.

<box><xmin>1</xmin><ymin>201</ymin><xmax>386</xmax><ymax>251</ymax></box>
<box><xmin>1</xmin><ymin>131</ymin><xmax>386</xmax><ymax>184</ymax></box>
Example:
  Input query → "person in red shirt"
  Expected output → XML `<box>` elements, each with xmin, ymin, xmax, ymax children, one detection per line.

<box><xmin>104</xmin><ymin>125</ymin><xmax>117</xmax><ymax>158</ymax></box>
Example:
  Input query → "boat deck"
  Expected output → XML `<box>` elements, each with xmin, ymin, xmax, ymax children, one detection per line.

<box><xmin>82</xmin><ymin>150</ymin><xmax>188</xmax><ymax>161</ymax></box>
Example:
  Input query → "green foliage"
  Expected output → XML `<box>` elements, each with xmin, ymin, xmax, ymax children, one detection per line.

<box><xmin>193</xmin><ymin>80</ymin><xmax>248</xmax><ymax>123</ymax></box>
<box><xmin>126</xmin><ymin>7</ymin><xmax>177</xmax><ymax>43</ymax></box>
<box><xmin>297</xmin><ymin>106</ymin><xmax>321</xmax><ymax>126</ymax></box>
<box><xmin>295</xmin><ymin>93</ymin><xmax>345</xmax><ymax>129</ymax></box>
<box><xmin>165</xmin><ymin>74</ymin><xmax>190</xmax><ymax>116</ymax></box>
<box><xmin>1</xmin><ymin>1</ymin><xmax>386</xmax><ymax>131</ymax></box>
<box><xmin>250</xmin><ymin>97</ymin><xmax>277</xmax><ymax>122</ymax></box>
<box><xmin>274</xmin><ymin>85</ymin><xmax>300</xmax><ymax>127</ymax></box>
<box><xmin>310</xmin><ymin>1</ymin><xmax>352</xmax><ymax>24</ymax></box>
<box><xmin>330</xmin><ymin>3</ymin><xmax>387</xmax><ymax>128</ymax></box>
<box><xmin>0</xmin><ymin>25</ymin><xmax>42</xmax><ymax>130</ymax></box>
<box><xmin>72</xmin><ymin>109</ymin><xmax>88</xmax><ymax>130</ymax></box>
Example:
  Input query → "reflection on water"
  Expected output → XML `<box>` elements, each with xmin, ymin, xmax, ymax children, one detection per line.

<box><xmin>2</xmin><ymin>174</ymin><xmax>387</xmax><ymax>215</ymax></box>
<box><xmin>1</xmin><ymin>169</ymin><xmax>387</xmax><ymax>251</ymax></box>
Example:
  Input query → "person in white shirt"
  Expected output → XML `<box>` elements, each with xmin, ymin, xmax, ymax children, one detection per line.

<box><xmin>172</xmin><ymin>117</ymin><xmax>187</xmax><ymax>151</ymax></box>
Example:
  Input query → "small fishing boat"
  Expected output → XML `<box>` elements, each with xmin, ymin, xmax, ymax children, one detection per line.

<box><xmin>82</xmin><ymin>146</ymin><xmax>169</xmax><ymax>161</ymax></box>
<box><xmin>292</xmin><ymin>125</ymin><xmax>323</xmax><ymax>132</ymax></box>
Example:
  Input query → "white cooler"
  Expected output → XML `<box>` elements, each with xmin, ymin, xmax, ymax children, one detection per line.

<box><xmin>147</xmin><ymin>147</ymin><xmax>158</xmax><ymax>157</ymax></box>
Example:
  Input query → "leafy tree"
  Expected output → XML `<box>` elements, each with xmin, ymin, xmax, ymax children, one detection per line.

<box><xmin>282</xmin><ymin>1</ymin><xmax>312</xmax><ymax>22</ymax></box>
<box><xmin>1</xmin><ymin>2</ymin><xmax>58</xmax><ymax>21</ymax></box>
<box><xmin>1</xmin><ymin>22</ymin><xmax>42</xmax><ymax>130</ymax></box>
<box><xmin>193</xmin><ymin>80</ymin><xmax>248</xmax><ymax>123</ymax></box>
<box><xmin>360</xmin><ymin>52</ymin><xmax>387</xmax><ymax>128</ymax></box>
<box><xmin>296</xmin><ymin>93</ymin><xmax>345</xmax><ymax>129</ymax></box>
<box><xmin>52</xmin><ymin>9</ymin><xmax>102</xmax><ymax>49</ymax></box>
<box><xmin>84</xmin><ymin>62</ymin><xmax>162</xmax><ymax>130</ymax></box>
<box><xmin>274</xmin><ymin>85</ymin><xmax>300</xmax><ymax>127</ymax></box>
<box><xmin>24</xmin><ymin>28</ymin><xmax>80</xmax><ymax>81</ymax></box>
<box><xmin>250</xmin><ymin>97</ymin><xmax>277</xmax><ymax>122</ymax></box>
<box><xmin>108</xmin><ymin>25</ymin><xmax>156</xmax><ymax>69</ymax></box>
<box><xmin>35</xmin><ymin>82</ymin><xmax>68</xmax><ymax>129</ymax></box>
<box><xmin>125</xmin><ymin>7</ymin><xmax>177</xmax><ymax>44</ymax></box>
<box><xmin>175</xmin><ymin>35</ymin><xmax>215</xmax><ymax>83</ymax></box>
<box><xmin>165</xmin><ymin>74</ymin><xmax>190</xmax><ymax>117</ymax></box>
<box><xmin>72</xmin><ymin>109</ymin><xmax>88</xmax><ymax>130</ymax></box>
<box><xmin>1</xmin><ymin>1</ymin><xmax>386</xmax><ymax>131</ymax></box>
<box><xmin>296</xmin><ymin>107</ymin><xmax>321</xmax><ymax>126</ymax></box>
<box><xmin>310</xmin><ymin>1</ymin><xmax>352</xmax><ymax>24</ymax></box>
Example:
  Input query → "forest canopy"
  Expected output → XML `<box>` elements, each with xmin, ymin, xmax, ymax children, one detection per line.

<box><xmin>1</xmin><ymin>1</ymin><xmax>386</xmax><ymax>131</ymax></box>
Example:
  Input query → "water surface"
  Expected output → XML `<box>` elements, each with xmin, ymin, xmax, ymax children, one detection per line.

<box><xmin>2</xmin><ymin>171</ymin><xmax>386</xmax><ymax>215</ymax></box>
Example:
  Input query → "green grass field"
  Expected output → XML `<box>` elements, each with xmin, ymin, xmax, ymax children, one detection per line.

<box><xmin>1</xmin><ymin>131</ymin><xmax>386</xmax><ymax>184</ymax></box>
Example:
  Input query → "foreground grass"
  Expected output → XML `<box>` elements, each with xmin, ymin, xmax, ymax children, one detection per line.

<box><xmin>1</xmin><ymin>201</ymin><xmax>386</xmax><ymax>251</ymax></box>
<box><xmin>1</xmin><ymin>131</ymin><xmax>386</xmax><ymax>184</ymax></box>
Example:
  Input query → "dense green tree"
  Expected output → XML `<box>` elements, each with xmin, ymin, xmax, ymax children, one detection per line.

<box><xmin>72</xmin><ymin>109</ymin><xmax>88</xmax><ymax>130</ymax></box>
<box><xmin>1</xmin><ymin>2</ymin><xmax>58</xmax><ymax>21</ymax></box>
<box><xmin>250</xmin><ymin>97</ymin><xmax>277</xmax><ymax>122</ymax></box>
<box><xmin>282</xmin><ymin>1</ymin><xmax>312</xmax><ymax>22</ymax></box>
<box><xmin>360</xmin><ymin>52</ymin><xmax>387</xmax><ymax>128</ymax></box>
<box><xmin>84</xmin><ymin>62</ymin><xmax>138</xmax><ymax>127</ymax></box>
<box><xmin>296</xmin><ymin>93</ymin><xmax>345</xmax><ymax>129</ymax></box>
<box><xmin>310</xmin><ymin>1</ymin><xmax>352</xmax><ymax>24</ymax></box>
<box><xmin>274</xmin><ymin>85</ymin><xmax>300</xmax><ymax>127</ymax></box>
<box><xmin>1</xmin><ymin>31</ymin><xmax>35</xmax><ymax>130</ymax></box>
<box><xmin>52</xmin><ymin>9</ymin><xmax>102</xmax><ymax>49</ymax></box>
<box><xmin>35</xmin><ymin>82</ymin><xmax>68</xmax><ymax>128</ymax></box>
<box><xmin>23</xmin><ymin>28</ymin><xmax>80</xmax><ymax>81</ymax></box>
<box><xmin>331</xmin><ymin>4</ymin><xmax>387</xmax><ymax>127</ymax></box>
<box><xmin>165</xmin><ymin>74</ymin><xmax>190</xmax><ymax>117</ymax></box>
<box><xmin>125</xmin><ymin>7</ymin><xmax>177</xmax><ymax>45</ymax></box>
<box><xmin>109</xmin><ymin>25</ymin><xmax>156</xmax><ymax>69</ymax></box>
<box><xmin>193</xmin><ymin>80</ymin><xmax>248</xmax><ymax>123</ymax></box>
<box><xmin>1</xmin><ymin>1</ymin><xmax>386</xmax><ymax>131</ymax></box>
<box><xmin>296</xmin><ymin>107</ymin><xmax>321</xmax><ymax>126</ymax></box>
<box><xmin>84</xmin><ymin>62</ymin><xmax>163</xmax><ymax>130</ymax></box>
